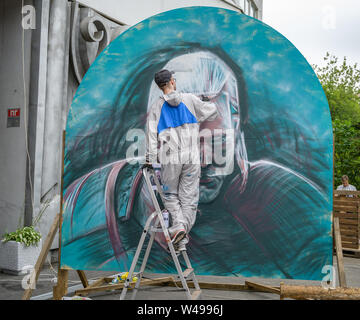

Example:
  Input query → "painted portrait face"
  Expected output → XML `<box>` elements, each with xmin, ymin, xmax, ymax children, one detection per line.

<box><xmin>148</xmin><ymin>51</ymin><xmax>243</xmax><ymax>203</ymax></box>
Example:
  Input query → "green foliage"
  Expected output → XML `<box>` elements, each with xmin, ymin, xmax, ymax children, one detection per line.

<box><xmin>333</xmin><ymin>120</ymin><xmax>360</xmax><ymax>189</ymax></box>
<box><xmin>2</xmin><ymin>226</ymin><xmax>41</xmax><ymax>247</ymax></box>
<box><xmin>313</xmin><ymin>53</ymin><xmax>360</xmax><ymax>123</ymax></box>
<box><xmin>314</xmin><ymin>53</ymin><xmax>360</xmax><ymax>190</ymax></box>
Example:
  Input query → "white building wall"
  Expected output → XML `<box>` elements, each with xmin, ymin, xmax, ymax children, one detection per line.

<box><xmin>76</xmin><ymin>0</ymin><xmax>251</xmax><ymax>26</ymax></box>
<box><xmin>0</xmin><ymin>0</ymin><xmax>32</xmax><ymax>237</ymax></box>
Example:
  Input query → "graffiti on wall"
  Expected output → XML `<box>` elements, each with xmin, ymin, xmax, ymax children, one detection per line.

<box><xmin>61</xmin><ymin>7</ymin><xmax>333</xmax><ymax>280</ymax></box>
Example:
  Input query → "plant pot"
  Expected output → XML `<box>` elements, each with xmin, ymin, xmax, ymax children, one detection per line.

<box><xmin>0</xmin><ymin>240</ymin><xmax>42</xmax><ymax>275</ymax></box>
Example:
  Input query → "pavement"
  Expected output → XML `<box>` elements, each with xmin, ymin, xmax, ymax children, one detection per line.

<box><xmin>1</xmin><ymin>255</ymin><xmax>360</xmax><ymax>300</ymax></box>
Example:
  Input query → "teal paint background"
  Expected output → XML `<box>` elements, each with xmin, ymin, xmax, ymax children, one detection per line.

<box><xmin>61</xmin><ymin>7</ymin><xmax>333</xmax><ymax>280</ymax></box>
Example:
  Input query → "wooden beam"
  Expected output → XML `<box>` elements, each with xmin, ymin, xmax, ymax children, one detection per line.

<box><xmin>53</xmin><ymin>269</ymin><xmax>69</xmax><ymax>300</ymax></box>
<box><xmin>169</xmin><ymin>281</ymin><xmax>248</xmax><ymax>291</ymax></box>
<box><xmin>167</xmin><ymin>279</ymin><xmax>281</xmax><ymax>294</ymax></box>
<box><xmin>334</xmin><ymin>216</ymin><xmax>347</xmax><ymax>287</ymax></box>
<box><xmin>280</xmin><ymin>284</ymin><xmax>360</xmax><ymax>300</ymax></box>
<box><xmin>76</xmin><ymin>270</ymin><xmax>89</xmax><ymax>288</ymax></box>
<box><xmin>22</xmin><ymin>213</ymin><xmax>61</xmax><ymax>300</ymax></box>
<box><xmin>74</xmin><ymin>277</ymin><xmax>174</xmax><ymax>296</ymax></box>
<box><xmin>245</xmin><ymin>281</ymin><xmax>280</xmax><ymax>295</ymax></box>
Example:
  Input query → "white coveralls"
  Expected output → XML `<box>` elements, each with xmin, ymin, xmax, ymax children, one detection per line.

<box><xmin>145</xmin><ymin>91</ymin><xmax>218</xmax><ymax>242</ymax></box>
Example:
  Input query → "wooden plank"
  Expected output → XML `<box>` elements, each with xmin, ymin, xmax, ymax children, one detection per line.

<box><xmin>169</xmin><ymin>281</ymin><xmax>248</xmax><ymax>291</ymax></box>
<box><xmin>334</xmin><ymin>217</ymin><xmax>347</xmax><ymax>287</ymax></box>
<box><xmin>343</xmin><ymin>243</ymin><xmax>359</xmax><ymax>250</ymax></box>
<box><xmin>53</xmin><ymin>269</ymin><xmax>69</xmax><ymax>300</ymax></box>
<box><xmin>334</xmin><ymin>212</ymin><xmax>358</xmax><ymax>219</ymax></box>
<box><xmin>280</xmin><ymin>284</ymin><xmax>360</xmax><ymax>300</ymax></box>
<box><xmin>341</xmin><ymin>236</ymin><xmax>358</xmax><ymax>244</ymax></box>
<box><xmin>76</xmin><ymin>270</ymin><xmax>89</xmax><ymax>288</ymax></box>
<box><xmin>334</xmin><ymin>196</ymin><xmax>360</xmax><ymax>202</ymax></box>
<box><xmin>343</xmin><ymin>247</ymin><xmax>360</xmax><ymax>253</ymax></box>
<box><xmin>76</xmin><ymin>277</ymin><xmax>107</xmax><ymax>297</ymax></box>
<box><xmin>340</xmin><ymin>229</ymin><xmax>358</xmax><ymax>236</ymax></box>
<box><xmin>340</xmin><ymin>223</ymin><xmax>358</xmax><ymax>230</ymax></box>
<box><xmin>341</xmin><ymin>240</ymin><xmax>357</xmax><ymax>247</ymax></box>
<box><xmin>334</xmin><ymin>206</ymin><xmax>358</xmax><ymax>213</ymax></box>
<box><xmin>339</xmin><ymin>218</ymin><xmax>358</xmax><ymax>226</ymax></box>
<box><xmin>334</xmin><ymin>200</ymin><xmax>360</xmax><ymax>206</ymax></box>
<box><xmin>334</xmin><ymin>190</ymin><xmax>360</xmax><ymax>196</ymax></box>
<box><xmin>74</xmin><ymin>277</ymin><xmax>174</xmax><ymax>295</ymax></box>
<box><xmin>245</xmin><ymin>281</ymin><xmax>280</xmax><ymax>295</ymax></box>
<box><xmin>340</xmin><ymin>227</ymin><xmax>358</xmax><ymax>235</ymax></box>
<box><xmin>22</xmin><ymin>213</ymin><xmax>61</xmax><ymax>300</ymax></box>
<box><xmin>170</xmin><ymin>280</ymin><xmax>282</xmax><ymax>294</ymax></box>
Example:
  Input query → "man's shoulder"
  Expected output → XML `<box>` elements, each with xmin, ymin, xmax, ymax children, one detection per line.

<box><xmin>181</xmin><ymin>92</ymin><xmax>197</xmax><ymax>100</ymax></box>
<box><xmin>149</xmin><ymin>97</ymin><xmax>164</xmax><ymax>111</ymax></box>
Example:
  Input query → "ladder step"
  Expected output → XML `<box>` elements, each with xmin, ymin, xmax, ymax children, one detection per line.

<box><xmin>150</xmin><ymin>227</ymin><xmax>163</xmax><ymax>233</ymax></box>
<box><xmin>191</xmin><ymin>289</ymin><xmax>202</xmax><ymax>300</ymax></box>
<box><xmin>182</xmin><ymin>268</ymin><xmax>194</xmax><ymax>278</ymax></box>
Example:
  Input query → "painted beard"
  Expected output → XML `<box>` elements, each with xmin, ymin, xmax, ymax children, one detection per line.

<box><xmin>199</xmin><ymin>170</ymin><xmax>225</xmax><ymax>203</ymax></box>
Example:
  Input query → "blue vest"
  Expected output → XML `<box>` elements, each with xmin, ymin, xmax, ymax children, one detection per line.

<box><xmin>157</xmin><ymin>101</ymin><xmax>198</xmax><ymax>134</ymax></box>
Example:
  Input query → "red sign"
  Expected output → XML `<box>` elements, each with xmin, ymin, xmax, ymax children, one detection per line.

<box><xmin>8</xmin><ymin>108</ymin><xmax>20</xmax><ymax>118</ymax></box>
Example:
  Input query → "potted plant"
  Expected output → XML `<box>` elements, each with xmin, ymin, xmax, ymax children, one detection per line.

<box><xmin>0</xmin><ymin>226</ymin><xmax>42</xmax><ymax>275</ymax></box>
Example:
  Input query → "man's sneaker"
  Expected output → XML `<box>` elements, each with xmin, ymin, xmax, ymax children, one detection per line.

<box><xmin>175</xmin><ymin>238</ymin><xmax>187</xmax><ymax>254</ymax></box>
<box><xmin>171</xmin><ymin>229</ymin><xmax>186</xmax><ymax>245</ymax></box>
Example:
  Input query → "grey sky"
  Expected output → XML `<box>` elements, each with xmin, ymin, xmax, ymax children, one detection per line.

<box><xmin>262</xmin><ymin>0</ymin><xmax>360</xmax><ymax>67</ymax></box>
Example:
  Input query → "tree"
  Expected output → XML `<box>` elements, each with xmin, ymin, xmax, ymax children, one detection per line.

<box><xmin>314</xmin><ymin>53</ymin><xmax>360</xmax><ymax>123</ymax></box>
<box><xmin>332</xmin><ymin>119</ymin><xmax>360</xmax><ymax>189</ymax></box>
<box><xmin>313</xmin><ymin>53</ymin><xmax>360</xmax><ymax>190</ymax></box>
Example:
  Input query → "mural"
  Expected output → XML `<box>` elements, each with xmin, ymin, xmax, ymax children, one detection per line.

<box><xmin>61</xmin><ymin>7</ymin><xmax>333</xmax><ymax>280</ymax></box>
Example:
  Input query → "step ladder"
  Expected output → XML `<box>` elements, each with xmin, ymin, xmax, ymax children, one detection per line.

<box><xmin>119</xmin><ymin>167</ymin><xmax>202</xmax><ymax>300</ymax></box>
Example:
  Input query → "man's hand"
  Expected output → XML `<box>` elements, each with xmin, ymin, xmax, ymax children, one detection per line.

<box><xmin>200</xmin><ymin>95</ymin><xmax>210</xmax><ymax>102</ymax></box>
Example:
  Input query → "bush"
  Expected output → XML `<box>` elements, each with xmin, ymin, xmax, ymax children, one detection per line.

<box><xmin>333</xmin><ymin>119</ymin><xmax>360</xmax><ymax>189</ymax></box>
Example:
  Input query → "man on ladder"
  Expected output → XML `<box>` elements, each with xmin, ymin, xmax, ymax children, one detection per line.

<box><xmin>120</xmin><ymin>69</ymin><xmax>218</xmax><ymax>300</ymax></box>
<box><xmin>145</xmin><ymin>69</ymin><xmax>218</xmax><ymax>253</ymax></box>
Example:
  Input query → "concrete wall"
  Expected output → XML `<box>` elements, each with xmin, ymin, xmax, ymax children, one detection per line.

<box><xmin>0</xmin><ymin>0</ymin><xmax>32</xmax><ymax>237</ymax></box>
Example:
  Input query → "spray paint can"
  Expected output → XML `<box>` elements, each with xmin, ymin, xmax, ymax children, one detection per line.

<box><xmin>162</xmin><ymin>210</ymin><xmax>169</xmax><ymax>228</ymax></box>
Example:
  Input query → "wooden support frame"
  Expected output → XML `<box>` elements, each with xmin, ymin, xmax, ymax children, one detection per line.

<box><xmin>334</xmin><ymin>216</ymin><xmax>347</xmax><ymax>287</ymax></box>
<box><xmin>280</xmin><ymin>285</ymin><xmax>360</xmax><ymax>300</ymax></box>
<box><xmin>21</xmin><ymin>131</ymin><xmax>358</xmax><ymax>300</ymax></box>
<box><xmin>74</xmin><ymin>277</ymin><xmax>175</xmax><ymax>296</ymax></box>
<box><xmin>22</xmin><ymin>213</ymin><xmax>60</xmax><ymax>300</ymax></box>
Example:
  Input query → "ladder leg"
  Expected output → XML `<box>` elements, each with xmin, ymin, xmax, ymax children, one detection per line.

<box><xmin>158</xmin><ymin>212</ymin><xmax>192</xmax><ymax>300</ymax></box>
<box><xmin>120</xmin><ymin>211</ymin><xmax>157</xmax><ymax>300</ymax></box>
<box><xmin>131</xmin><ymin>228</ymin><xmax>156</xmax><ymax>300</ymax></box>
<box><xmin>129</xmin><ymin>169</ymin><xmax>199</xmax><ymax>300</ymax></box>
<box><xmin>182</xmin><ymin>251</ymin><xmax>201</xmax><ymax>291</ymax></box>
